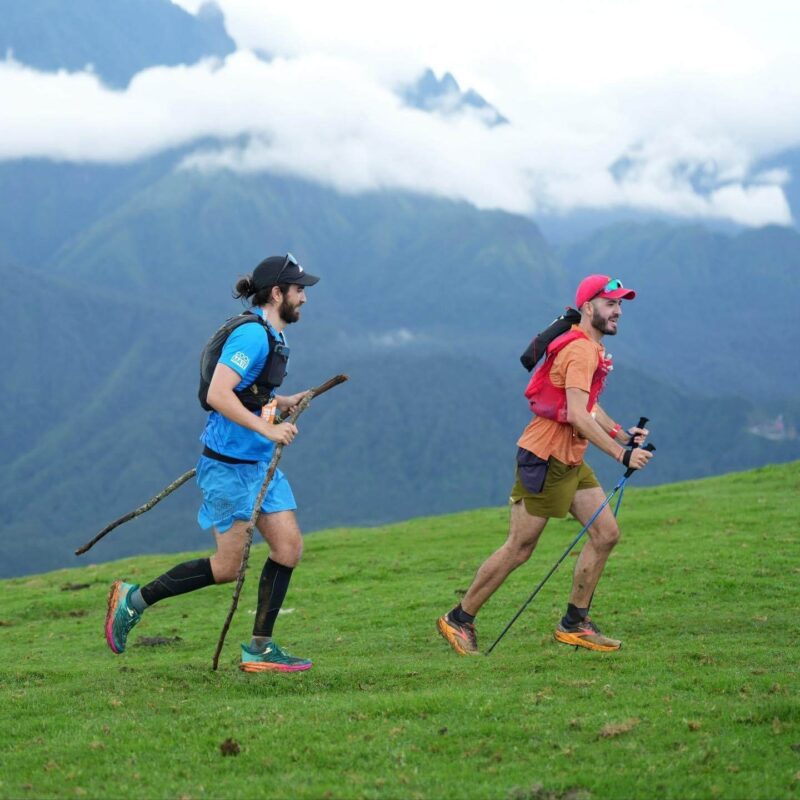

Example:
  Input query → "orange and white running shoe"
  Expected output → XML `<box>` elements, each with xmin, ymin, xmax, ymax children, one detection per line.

<box><xmin>554</xmin><ymin>617</ymin><xmax>621</xmax><ymax>652</ymax></box>
<box><xmin>437</xmin><ymin>614</ymin><xmax>479</xmax><ymax>656</ymax></box>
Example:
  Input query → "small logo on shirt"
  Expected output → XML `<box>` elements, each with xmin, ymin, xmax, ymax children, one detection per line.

<box><xmin>231</xmin><ymin>351</ymin><xmax>250</xmax><ymax>370</ymax></box>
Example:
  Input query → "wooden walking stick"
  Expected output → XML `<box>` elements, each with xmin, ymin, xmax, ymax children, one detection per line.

<box><xmin>211</xmin><ymin>373</ymin><xmax>348</xmax><ymax>670</ymax></box>
<box><xmin>75</xmin><ymin>470</ymin><xmax>196</xmax><ymax>556</ymax></box>
<box><xmin>75</xmin><ymin>374</ymin><xmax>348</xmax><ymax>557</ymax></box>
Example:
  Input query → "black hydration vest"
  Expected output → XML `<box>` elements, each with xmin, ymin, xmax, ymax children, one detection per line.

<box><xmin>198</xmin><ymin>311</ymin><xmax>288</xmax><ymax>412</ymax></box>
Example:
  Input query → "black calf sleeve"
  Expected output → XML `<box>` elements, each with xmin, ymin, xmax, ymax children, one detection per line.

<box><xmin>140</xmin><ymin>558</ymin><xmax>215</xmax><ymax>606</ymax></box>
<box><xmin>253</xmin><ymin>558</ymin><xmax>294</xmax><ymax>638</ymax></box>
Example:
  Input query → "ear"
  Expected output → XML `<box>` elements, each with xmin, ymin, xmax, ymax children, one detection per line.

<box><xmin>270</xmin><ymin>285</ymin><xmax>284</xmax><ymax>304</ymax></box>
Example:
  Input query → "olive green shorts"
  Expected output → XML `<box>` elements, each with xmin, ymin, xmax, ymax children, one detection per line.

<box><xmin>509</xmin><ymin>455</ymin><xmax>600</xmax><ymax>518</ymax></box>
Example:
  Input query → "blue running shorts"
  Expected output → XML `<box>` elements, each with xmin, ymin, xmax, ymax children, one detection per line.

<box><xmin>196</xmin><ymin>455</ymin><xmax>297</xmax><ymax>533</ymax></box>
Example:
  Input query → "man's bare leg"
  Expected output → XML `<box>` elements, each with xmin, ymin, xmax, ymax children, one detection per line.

<box><xmin>438</xmin><ymin>502</ymin><xmax>549</xmax><ymax>654</ymax></box>
<box><xmin>208</xmin><ymin>510</ymin><xmax>303</xmax><ymax>583</ymax></box>
<box><xmin>460</xmin><ymin>502</ymin><xmax>549</xmax><ymax>615</ymax></box>
<box><xmin>209</xmin><ymin>519</ymin><xmax>252</xmax><ymax>582</ymax></box>
<box><xmin>255</xmin><ymin>510</ymin><xmax>303</xmax><ymax>567</ymax></box>
<box><xmin>567</xmin><ymin>487</ymin><xmax>620</xmax><ymax>607</ymax></box>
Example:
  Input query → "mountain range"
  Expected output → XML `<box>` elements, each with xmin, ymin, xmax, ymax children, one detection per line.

<box><xmin>0</xmin><ymin>0</ymin><xmax>235</xmax><ymax>87</ymax></box>
<box><xmin>1</xmin><ymin>1</ymin><xmax>798</xmax><ymax>577</ymax></box>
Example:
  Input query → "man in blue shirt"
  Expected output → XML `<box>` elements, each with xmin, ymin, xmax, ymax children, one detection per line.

<box><xmin>105</xmin><ymin>253</ymin><xmax>320</xmax><ymax>672</ymax></box>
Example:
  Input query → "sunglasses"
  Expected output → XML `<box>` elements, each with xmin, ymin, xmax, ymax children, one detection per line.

<box><xmin>591</xmin><ymin>278</ymin><xmax>624</xmax><ymax>300</ymax></box>
<box><xmin>274</xmin><ymin>252</ymin><xmax>299</xmax><ymax>285</ymax></box>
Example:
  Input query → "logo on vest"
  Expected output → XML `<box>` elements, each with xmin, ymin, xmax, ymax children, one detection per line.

<box><xmin>231</xmin><ymin>351</ymin><xmax>250</xmax><ymax>370</ymax></box>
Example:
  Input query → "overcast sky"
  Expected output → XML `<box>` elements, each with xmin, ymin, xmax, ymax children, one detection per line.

<box><xmin>3</xmin><ymin>0</ymin><xmax>800</xmax><ymax>225</ymax></box>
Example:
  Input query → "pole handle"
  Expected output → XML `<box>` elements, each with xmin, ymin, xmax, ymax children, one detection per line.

<box><xmin>624</xmin><ymin>442</ymin><xmax>655</xmax><ymax>478</ymax></box>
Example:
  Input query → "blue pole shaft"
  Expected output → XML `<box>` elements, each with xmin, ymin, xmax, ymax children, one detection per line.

<box><xmin>613</xmin><ymin>482</ymin><xmax>625</xmax><ymax>517</ymax></box>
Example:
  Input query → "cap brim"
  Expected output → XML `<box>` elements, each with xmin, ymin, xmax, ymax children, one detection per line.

<box><xmin>603</xmin><ymin>288</ymin><xmax>636</xmax><ymax>300</ymax></box>
<box><xmin>295</xmin><ymin>273</ymin><xmax>320</xmax><ymax>286</ymax></box>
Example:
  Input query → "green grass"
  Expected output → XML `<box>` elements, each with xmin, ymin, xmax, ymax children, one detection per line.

<box><xmin>2</xmin><ymin>463</ymin><xmax>799</xmax><ymax>800</ymax></box>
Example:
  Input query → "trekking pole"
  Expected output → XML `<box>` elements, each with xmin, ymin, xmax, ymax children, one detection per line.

<box><xmin>485</xmin><ymin>432</ymin><xmax>654</xmax><ymax>656</ymax></box>
<box><xmin>75</xmin><ymin>375</ymin><xmax>348</xmax><ymax>557</ymax></box>
<box><xmin>211</xmin><ymin>374</ymin><xmax>348</xmax><ymax>670</ymax></box>
<box><xmin>612</xmin><ymin>417</ymin><xmax>648</xmax><ymax>517</ymax></box>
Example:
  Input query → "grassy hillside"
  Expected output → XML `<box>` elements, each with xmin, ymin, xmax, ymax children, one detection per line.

<box><xmin>1</xmin><ymin>463</ymin><xmax>799</xmax><ymax>799</ymax></box>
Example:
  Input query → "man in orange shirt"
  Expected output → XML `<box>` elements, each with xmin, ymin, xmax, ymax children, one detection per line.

<box><xmin>437</xmin><ymin>275</ymin><xmax>653</xmax><ymax>655</ymax></box>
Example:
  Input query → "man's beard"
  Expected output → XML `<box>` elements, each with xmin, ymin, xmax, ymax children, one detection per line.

<box><xmin>591</xmin><ymin>313</ymin><xmax>618</xmax><ymax>335</ymax></box>
<box><xmin>279</xmin><ymin>297</ymin><xmax>301</xmax><ymax>324</ymax></box>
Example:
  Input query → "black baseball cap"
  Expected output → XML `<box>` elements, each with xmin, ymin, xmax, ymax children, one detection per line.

<box><xmin>252</xmin><ymin>253</ymin><xmax>320</xmax><ymax>290</ymax></box>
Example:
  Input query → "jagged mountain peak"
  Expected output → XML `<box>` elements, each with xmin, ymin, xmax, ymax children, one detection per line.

<box><xmin>0</xmin><ymin>0</ymin><xmax>235</xmax><ymax>87</ymax></box>
<box><xmin>401</xmin><ymin>68</ymin><xmax>508</xmax><ymax>127</ymax></box>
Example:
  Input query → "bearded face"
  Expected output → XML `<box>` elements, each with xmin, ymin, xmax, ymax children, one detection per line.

<box><xmin>279</xmin><ymin>295</ymin><xmax>301</xmax><ymax>324</ymax></box>
<box><xmin>589</xmin><ymin>298</ymin><xmax>621</xmax><ymax>335</ymax></box>
<box><xmin>276</xmin><ymin>285</ymin><xmax>305</xmax><ymax>324</ymax></box>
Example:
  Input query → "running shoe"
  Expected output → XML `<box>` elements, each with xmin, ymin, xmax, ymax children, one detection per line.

<box><xmin>554</xmin><ymin>617</ymin><xmax>621</xmax><ymax>652</ymax></box>
<box><xmin>105</xmin><ymin>580</ymin><xmax>142</xmax><ymax>654</ymax></box>
<box><xmin>437</xmin><ymin>613</ymin><xmax>479</xmax><ymax>656</ymax></box>
<box><xmin>239</xmin><ymin>642</ymin><xmax>313</xmax><ymax>673</ymax></box>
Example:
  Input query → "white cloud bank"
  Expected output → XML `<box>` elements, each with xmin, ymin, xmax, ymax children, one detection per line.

<box><xmin>3</xmin><ymin>0</ymin><xmax>800</xmax><ymax>226</ymax></box>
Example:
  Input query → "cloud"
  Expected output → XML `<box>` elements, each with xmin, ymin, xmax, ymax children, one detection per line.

<box><xmin>2</xmin><ymin>1</ymin><xmax>800</xmax><ymax>226</ymax></box>
<box><xmin>369</xmin><ymin>329</ymin><xmax>419</xmax><ymax>348</ymax></box>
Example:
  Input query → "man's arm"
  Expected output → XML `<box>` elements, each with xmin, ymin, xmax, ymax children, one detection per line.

<box><xmin>206</xmin><ymin>363</ymin><xmax>297</xmax><ymax>446</ymax></box>
<box><xmin>566</xmin><ymin>388</ymin><xmax>652</xmax><ymax>470</ymax></box>
<box><xmin>593</xmin><ymin>404</ymin><xmax>648</xmax><ymax>447</ymax></box>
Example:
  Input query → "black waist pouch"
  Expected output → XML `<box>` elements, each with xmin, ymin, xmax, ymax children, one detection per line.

<box><xmin>516</xmin><ymin>447</ymin><xmax>549</xmax><ymax>494</ymax></box>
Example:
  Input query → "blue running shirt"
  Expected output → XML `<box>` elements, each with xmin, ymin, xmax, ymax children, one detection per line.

<box><xmin>200</xmin><ymin>310</ymin><xmax>288</xmax><ymax>461</ymax></box>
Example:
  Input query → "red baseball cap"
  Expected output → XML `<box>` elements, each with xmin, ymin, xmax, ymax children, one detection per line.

<box><xmin>575</xmin><ymin>274</ymin><xmax>636</xmax><ymax>308</ymax></box>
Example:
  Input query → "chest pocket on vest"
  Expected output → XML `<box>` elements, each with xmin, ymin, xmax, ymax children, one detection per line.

<box><xmin>263</xmin><ymin>341</ymin><xmax>289</xmax><ymax>389</ymax></box>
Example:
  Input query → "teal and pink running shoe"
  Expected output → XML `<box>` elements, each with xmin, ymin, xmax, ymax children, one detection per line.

<box><xmin>105</xmin><ymin>580</ymin><xmax>142</xmax><ymax>654</ymax></box>
<box><xmin>240</xmin><ymin>642</ymin><xmax>312</xmax><ymax>673</ymax></box>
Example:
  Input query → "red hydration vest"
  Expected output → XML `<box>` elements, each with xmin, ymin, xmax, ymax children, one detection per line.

<box><xmin>523</xmin><ymin>329</ymin><xmax>612</xmax><ymax>423</ymax></box>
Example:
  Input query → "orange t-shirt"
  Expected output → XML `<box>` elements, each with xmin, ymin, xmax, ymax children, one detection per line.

<box><xmin>517</xmin><ymin>327</ymin><xmax>605</xmax><ymax>466</ymax></box>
